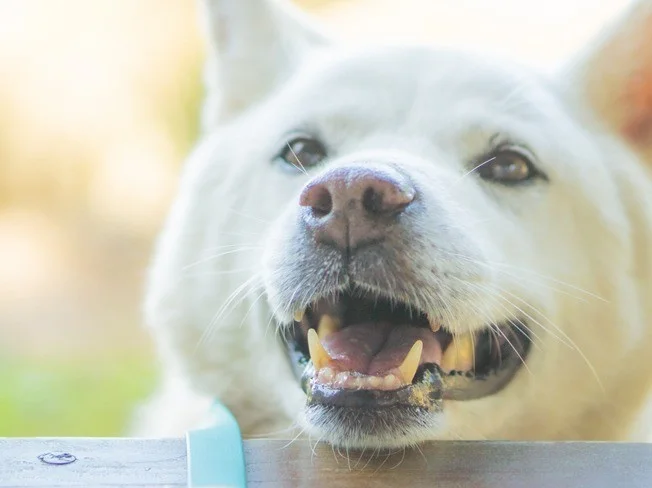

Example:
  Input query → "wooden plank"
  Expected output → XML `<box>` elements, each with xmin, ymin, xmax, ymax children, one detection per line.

<box><xmin>1</xmin><ymin>438</ymin><xmax>651</xmax><ymax>487</ymax></box>
<box><xmin>0</xmin><ymin>438</ymin><xmax>186</xmax><ymax>487</ymax></box>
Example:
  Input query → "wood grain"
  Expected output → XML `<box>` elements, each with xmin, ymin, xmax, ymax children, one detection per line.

<box><xmin>1</xmin><ymin>438</ymin><xmax>651</xmax><ymax>487</ymax></box>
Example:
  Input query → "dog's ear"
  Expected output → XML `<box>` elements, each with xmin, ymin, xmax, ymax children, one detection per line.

<box><xmin>200</xmin><ymin>0</ymin><xmax>329</xmax><ymax>129</ymax></box>
<box><xmin>563</xmin><ymin>0</ymin><xmax>652</xmax><ymax>161</ymax></box>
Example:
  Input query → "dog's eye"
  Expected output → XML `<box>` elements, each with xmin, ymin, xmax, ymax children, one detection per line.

<box><xmin>476</xmin><ymin>147</ymin><xmax>539</xmax><ymax>184</ymax></box>
<box><xmin>278</xmin><ymin>137</ymin><xmax>327</xmax><ymax>172</ymax></box>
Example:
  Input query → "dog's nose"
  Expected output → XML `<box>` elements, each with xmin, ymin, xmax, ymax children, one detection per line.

<box><xmin>299</xmin><ymin>165</ymin><xmax>415</xmax><ymax>251</ymax></box>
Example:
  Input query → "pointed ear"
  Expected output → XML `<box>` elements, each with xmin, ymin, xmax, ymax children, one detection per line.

<box><xmin>199</xmin><ymin>0</ymin><xmax>329</xmax><ymax>129</ymax></box>
<box><xmin>562</xmin><ymin>1</ymin><xmax>652</xmax><ymax>161</ymax></box>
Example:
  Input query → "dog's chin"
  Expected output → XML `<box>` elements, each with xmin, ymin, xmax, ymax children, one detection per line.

<box><xmin>282</xmin><ymin>285</ymin><xmax>531</xmax><ymax>448</ymax></box>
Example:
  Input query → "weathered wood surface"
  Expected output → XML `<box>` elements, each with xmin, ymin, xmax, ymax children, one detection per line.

<box><xmin>1</xmin><ymin>438</ymin><xmax>651</xmax><ymax>487</ymax></box>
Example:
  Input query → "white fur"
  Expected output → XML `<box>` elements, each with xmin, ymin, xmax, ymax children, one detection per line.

<box><xmin>136</xmin><ymin>0</ymin><xmax>652</xmax><ymax>446</ymax></box>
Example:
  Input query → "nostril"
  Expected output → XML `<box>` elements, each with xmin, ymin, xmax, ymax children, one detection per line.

<box><xmin>311</xmin><ymin>190</ymin><xmax>333</xmax><ymax>217</ymax></box>
<box><xmin>362</xmin><ymin>182</ymin><xmax>415</xmax><ymax>216</ymax></box>
<box><xmin>300</xmin><ymin>184</ymin><xmax>333</xmax><ymax>217</ymax></box>
<box><xmin>362</xmin><ymin>187</ymin><xmax>383</xmax><ymax>214</ymax></box>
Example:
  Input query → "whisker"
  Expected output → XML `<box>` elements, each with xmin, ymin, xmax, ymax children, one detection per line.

<box><xmin>490</xmin><ymin>284</ymin><xmax>573</xmax><ymax>348</ymax></box>
<box><xmin>414</xmin><ymin>443</ymin><xmax>428</xmax><ymax>465</ymax></box>
<box><xmin>248</xmin><ymin>422</ymin><xmax>301</xmax><ymax>439</ymax></box>
<box><xmin>353</xmin><ymin>446</ymin><xmax>368</xmax><ymax>470</ymax></box>
<box><xmin>361</xmin><ymin>447</ymin><xmax>380</xmax><ymax>471</ymax></box>
<box><xmin>182</xmin><ymin>246</ymin><xmax>264</xmax><ymax>270</ymax></box>
<box><xmin>280</xmin><ymin>425</ymin><xmax>307</xmax><ymax>450</ymax></box>
<box><xmin>494</xmin><ymin>285</ymin><xmax>604</xmax><ymax>390</ymax></box>
<box><xmin>389</xmin><ymin>447</ymin><xmax>407</xmax><ymax>470</ymax></box>
<box><xmin>224</xmin><ymin>208</ymin><xmax>273</xmax><ymax>224</ymax></box>
<box><xmin>489</xmin><ymin>321</ymin><xmax>532</xmax><ymax>376</ymax></box>
<box><xmin>460</xmin><ymin>279</ymin><xmax>545</xmax><ymax>351</ymax></box>
<box><xmin>217</xmin><ymin>231</ymin><xmax>265</xmax><ymax>237</ymax></box>
<box><xmin>455</xmin><ymin>156</ymin><xmax>496</xmax><ymax>183</ymax></box>
<box><xmin>310</xmin><ymin>431</ymin><xmax>328</xmax><ymax>462</ymax></box>
<box><xmin>195</xmin><ymin>274</ymin><xmax>261</xmax><ymax>350</ymax></box>
<box><xmin>285</xmin><ymin>141</ymin><xmax>309</xmax><ymax>175</ymax></box>
<box><xmin>453</xmin><ymin>276</ymin><xmax>604</xmax><ymax>391</ymax></box>
<box><xmin>183</xmin><ymin>267</ymin><xmax>258</xmax><ymax>278</ymax></box>
<box><xmin>437</xmin><ymin>248</ymin><xmax>605</xmax><ymax>302</ymax></box>
<box><xmin>238</xmin><ymin>290</ymin><xmax>267</xmax><ymax>328</ymax></box>
<box><xmin>459</xmin><ymin>287</ymin><xmax>533</xmax><ymax>377</ymax></box>
<box><xmin>372</xmin><ymin>451</ymin><xmax>392</xmax><ymax>475</ymax></box>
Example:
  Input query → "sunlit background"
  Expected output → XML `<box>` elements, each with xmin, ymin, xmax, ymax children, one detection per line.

<box><xmin>0</xmin><ymin>0</ymin><xmax>629</xmax><ymax>436</ymax></box>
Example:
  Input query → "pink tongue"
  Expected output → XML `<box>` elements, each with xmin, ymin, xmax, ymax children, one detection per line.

<box><xmin>321</xmin><ymin>322</ymin><xmax>442</xmax><ymax>376</ymax></box>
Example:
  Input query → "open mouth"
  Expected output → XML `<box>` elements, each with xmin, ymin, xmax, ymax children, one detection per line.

<box><xmin>286</xmin><ymin>286</ymin><xmax>531</xmax><ymax>411</ymax></box>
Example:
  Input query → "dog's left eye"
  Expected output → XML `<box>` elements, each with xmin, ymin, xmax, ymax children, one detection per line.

<box><xmin>278</xmin><ymin>136</ymin><xmax>327</xmax><ymax>172</ymax></box>
<box><xmin>476</xmin><ymin>147</ymin><xmax>540</xmax><ymax>184</ymax></box>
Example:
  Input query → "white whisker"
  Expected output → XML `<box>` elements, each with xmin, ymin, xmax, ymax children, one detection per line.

<box><xmin>285</xmin><ymin>141</ymin><xmax>309</xmax><ymax>175</ymax></box>
<box><xmin>455</xmin><ymin>156</ymin><xmax>496</xmax><ymax>183</ymax></box>
<box><xmin>438</xmin><ymin>248</ymin><xmax>606</xmax><ymax>302</ymax></box>
<box><xmin>195</xmin><ymin>274</ymin><xmax>261</xmax><ymax>351</ymax></box>
<box><xmin>224</xmin><ymin>208</ymin><xmax>273</xmax><ymax>224</ymax></box>
<box><xmin>182</xmin><ymin>246</ymin><xmax>263</xmax><ymax>271</ymax></box>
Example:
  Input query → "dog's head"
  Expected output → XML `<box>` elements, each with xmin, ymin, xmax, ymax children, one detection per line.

<box><xmin>146</xmin><ymin>0</ymin><xmax>652</xmax><ymax>447</ymax></box>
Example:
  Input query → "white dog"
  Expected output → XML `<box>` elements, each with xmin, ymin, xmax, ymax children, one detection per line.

<box><xmin>136</xmin><ymin>0</ymin><xmax>652</xmax><ymax>448</ymax></box>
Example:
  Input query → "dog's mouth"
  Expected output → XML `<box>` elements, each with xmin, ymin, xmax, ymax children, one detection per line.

<box><xmin>286</xmin><ymin>286</ymin><xmax>531</xmax><ymax>412</ymax></box>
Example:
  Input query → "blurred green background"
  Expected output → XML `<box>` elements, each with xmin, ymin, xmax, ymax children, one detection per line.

<box><xmin>0</xmin><ymin>0</ymin><xmax>627</xmax><ymax>436</ymax></box>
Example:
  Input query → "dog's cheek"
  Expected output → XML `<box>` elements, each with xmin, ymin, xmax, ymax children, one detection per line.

<box><xmin>261</xmin><ymin>207</ymin><xmax>304</xmax><ymax>314</ymax></box>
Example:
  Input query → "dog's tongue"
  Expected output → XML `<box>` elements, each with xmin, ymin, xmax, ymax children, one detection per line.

<box><xmin>321</xmin><ymin>322</ymin><xmax>442</xmax><ymax>377</ymax></box>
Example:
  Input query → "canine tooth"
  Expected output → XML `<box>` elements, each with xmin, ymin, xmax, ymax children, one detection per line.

<box><xmin>318</xmin><ymin>314</ymin><xmax>339</xmax><ymax>340</ymax></box>
<box><xmin>307</xmin><ymin>328</ymin><xmax>332</xmax><ymax>370</ymax></box>
<box><xmin>293</xmin><ymin>310</ymin><xmax>305</xmax><ymax>322</ymax></box>
<box><xmin>398</xmin><ymin>340</ymin><xmax>423</xmax><ymax>384</ymax></box>
<box><xmin>441</xmin><ymin>333</ymin><xmax>475</xmax><ymax>372</ymax></box>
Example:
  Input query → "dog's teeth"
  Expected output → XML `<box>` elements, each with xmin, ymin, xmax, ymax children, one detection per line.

<box><xmin>397</xmin><ymin>340</ymin><xmax>423</xmax><ymax>385</ymax></box>
<box><xmin>307</xmin><ymin>328</ymin><xmax>332</xmax><ymax>370</ymax></box>
<box><xmin>335</xmin><ymin>372</ymin><xmax>349</xmax><ymax>387</ymax></box>
<box><xmin>317</xmin><ymin>367</ymin><xmax>335</xmax><ymax>383</ymax></box>
<box><xmin>293</xmin><ymin>310</ymin><xmax>305</xmax><ymax>322</ymax></box>
<box><xmin>441</xmin><ymin>333</ymin><xmax>475</xmax><ymax>372</ymax></box>
<box><xmin>383</xmin><ymin>374</ymin><xmax>400</xmax><ymax>389</ymax></box>
<box><xmin>318</xmin><ymin>314</ymin><xmax>339</xmax><ymax>340</ymax></box>
<box><xmin>349</xmin><ymin>377</ymin><xmax>363</xmax><ymax>389</ymax></box>
<box><xmin>429</xmin><ymin>317</ymin><xmax>441</xmax><ymax>332</ymax></box>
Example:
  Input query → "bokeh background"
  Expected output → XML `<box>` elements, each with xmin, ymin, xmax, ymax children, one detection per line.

<box><xmin>0</xmin><ymin>0</ymin><xmax>628</xmax><ymax>436</ymax></box>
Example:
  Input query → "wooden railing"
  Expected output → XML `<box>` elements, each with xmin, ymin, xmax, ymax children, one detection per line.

<box><xmin>1</xmin><ymin>438</ymin><xmax>651</xmax><ymax>487</ymax></box>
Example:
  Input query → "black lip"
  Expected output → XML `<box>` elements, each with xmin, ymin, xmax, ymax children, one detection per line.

<box><xmin>305</xmin><ymin>364</ymin><xmax>443</xmax><ymax>410</ymax></box>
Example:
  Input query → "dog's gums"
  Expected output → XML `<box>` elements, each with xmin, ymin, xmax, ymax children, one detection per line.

<box><xmin>286</xmin><ymin>287</ymin><xmax>531</xmax><ymax>411</ymax></box>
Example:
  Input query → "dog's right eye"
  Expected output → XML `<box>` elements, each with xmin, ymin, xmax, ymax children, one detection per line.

<box><xmin>277</xmin><ymin>136</ymin><xmax>327</xmax><ymax>172</ymax></box>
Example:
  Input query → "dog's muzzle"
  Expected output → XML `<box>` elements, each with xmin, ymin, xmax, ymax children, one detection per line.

<box><xmin>274</xmin><ymin>163</ymin><xmax>531</xmax><ymax>443</ymax></box>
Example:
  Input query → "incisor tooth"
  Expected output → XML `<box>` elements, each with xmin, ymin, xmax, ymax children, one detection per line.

<box><xmin>398</xmin><ymin>340</ymin><xmax>423</xmax><ymax>385</ymax></box>
<box><xmin>318</xmin><ymin>314</ymin><xmax>339</xmax><ymax>340</ymax></box>
<box><xmin>317</xmin><ymin>367</ymin><xmax>335</xmax><ymax>383</ymax></box>
<box><xmin>441</xmin><ymin>333</ymin><xmax>475</xmax><ymax>372</ymax></box>
<box><xmin>383</xmin><ymin>374</ymin><xmax>399</xmax><ymax>389</ymax></box>
<box><xmin>307</xmin><ymin>328</ymin><xmax>332</xmax><ymax>370</ymax></box>
<box><xmin>293</xmin><ymin>310</ymin><xmax>305</xmax><ymax>322</ymax></box>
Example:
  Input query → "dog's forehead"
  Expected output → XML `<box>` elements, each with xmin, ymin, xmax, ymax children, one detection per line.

<box><xmin>293</xmin><ymin>46</ymin><xmax>550</xmax><ymax>114</ymax></box>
